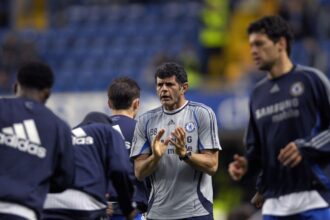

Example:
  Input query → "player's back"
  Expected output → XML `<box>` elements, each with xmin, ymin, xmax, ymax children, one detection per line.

<box><xmin>109</xmin><ymin>115</ymin><xmax>136</xmax><ymax>154</ymax></box>
<box><xmin>0</xmin><ymin>97</ymin><xmax>74</xmax><ymax>219</ymax></box>
<box><xmin>72</xmin><ymin>122</ymin><xmax>132</xmax><ymax>203</ymax></box>
<box><xmin>108</xmin><ymin>115</ymin><xmax>149</xmax><ymax>214</ymax></box>
<box><xmin>43</xmin><ymin>119</ymin><xmax>135</xmax><ymax>220</ymax></box>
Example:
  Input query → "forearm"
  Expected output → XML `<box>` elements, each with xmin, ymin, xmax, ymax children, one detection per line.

<box><xmin>135</xmin><ymin>154</ymin><xmax>161</xmax><ymax>180</ymax></box>
<box><xmin>296</xmin><ymin>129</ymin><xmax>330</xmax><ymax>160</ymax></box>
<box><xmin>184</xmin><ymin>151</ymin><xmax>219</xmax><ymax>176</ymax></box>
<box><xmin>111</xmin><ymin>171</ymin><xmax>135</xmax><ymax>216</ymax></box>
<box><xmin>242</xmin><ymin>154</ymin><xmax>262</xmax><ymax>180</ymax></box>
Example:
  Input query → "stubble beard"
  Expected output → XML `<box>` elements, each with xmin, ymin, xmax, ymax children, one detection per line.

<box><xmin>258</xmin><ymin>59</ymin><xmax>275</xmax><ymax>72</ymax></box>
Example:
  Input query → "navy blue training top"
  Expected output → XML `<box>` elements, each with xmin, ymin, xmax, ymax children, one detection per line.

<box><xmin>108</xmin><ymin>115</ymin><xmax>149</xmax><ymax>213</ymax></box>
<box><xmin>245</xmin><ymin>65</ymin><xmax>330</xmax><ymax>200</ymax></box>
<box><xmin>0</xmin><ymin>97</ymin><xmax>74</xmax><ymax>218</ymax></box>
<box><xmin>72</xmin><ymin>121</ymin><xmax>135</xmax><ymax>215</ymax></box>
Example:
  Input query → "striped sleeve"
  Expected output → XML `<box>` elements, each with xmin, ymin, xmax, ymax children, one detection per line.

<box><xmin>195</xmin><ymin>104</ymin><xmax>221</xmax><ymax>151</ymax></box>
<box><xmin>130</xmin><ymin>114</ymin><xmax>151</xmax><ymax>158</ymax></box>
<box><xmin>295</xmin><ymin>66</ymin><xmax>330</xmax><ymax>158</ymax></box>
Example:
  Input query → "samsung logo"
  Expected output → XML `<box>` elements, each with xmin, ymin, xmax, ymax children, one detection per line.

<box><xmin>255</xmin><ymin>98</ymin><xmax>299</xmax><ymax>120</ymax></box>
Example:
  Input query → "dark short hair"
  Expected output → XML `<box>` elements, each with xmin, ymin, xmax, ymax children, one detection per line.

<box><xmin>17</xmin><ymin>61</ymin><xmax>54</xmax><ymax>90</ymax></box>
<box><xmin>107</xmin><ymin>77</ymin><xmax>140</xmax><ymax>110</ymax></box>
<box><xmin>247</xmin><ymin>15</ymin><xmax>294</xmax><ymax>55</ymax></box>
<box><xmin>155</xmin><ymin>62</ymin><xmax>187</xmax><ymax>85</ymax></box>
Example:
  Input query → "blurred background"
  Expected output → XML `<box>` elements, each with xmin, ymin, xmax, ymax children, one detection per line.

<box><xmin>0</xmin><ymin>0</ymin><xmax>329</xmax><ymax>219</ymax></box>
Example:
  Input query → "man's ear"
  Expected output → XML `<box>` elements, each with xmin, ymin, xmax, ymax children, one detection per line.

<box><xmin>132</xmin><ymin>98</ymin><xmax>140</xmax><ymax>110</ymax></box>
<box><xmin>108</xmin><ymin>99</ymin><xmax>113</xmax><ymax>109</ymax></box>
<box><xmin>181</xmin><ymin>83</ymin><xmax>189</xmax><ymax>94</ymax></box>
<box><xmin>278</xmin><ymin>37</ymin><xmax>287</xmax><ymax>52</ymax></box>
<box><xmin>41</xmin><ymin>88</ymin><xmax>51</xmax><ymax>103</ymax></box>
<box><xmin>13</xmin><ymin>82</ymin><xmax>18</xmax><ymax>94</ymax></box>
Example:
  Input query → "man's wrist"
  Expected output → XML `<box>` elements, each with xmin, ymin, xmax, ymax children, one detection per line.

<box><xmin>179</xmin><ymin>151</ymin><xmax>192</xmax><ymax>161</ymax></box>
<box><xmin>152</xmin><ymin>153</ymin><xmax>162</xmax><ymax>161</ymax></box>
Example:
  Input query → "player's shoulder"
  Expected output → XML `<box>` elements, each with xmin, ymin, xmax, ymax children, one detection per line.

<box><xmin>251</xmin><ymin>76</ymin><xmax>269</xmax><ymax>93</ymax></box>
<box><xmin>186</xmin><ymin>101</ymin><xmax>217</xmax><ymax>121</ymax></box>
<box><xmin>0</xmin><ymin>98</ymin><xmax>70</xmax><ymax>133</ymax></box>
<box><xmin>0</xmin><ymin>97</ymin><xmax>13</xmax><ymax>113</ymax></box>
<box><xmin>187</xmin><ymin>100</ymin><xmax>214</xmax><ymax>112</ymax></box>
<box><xmin>295</xmin><ymin>64</ymin><xmax>323</xmax><ymax>75</ymax></box>
<box><xmin>80</xmin><ymin>122</ymin><xmax>112</xmax><ymax>132</ymax></box>
<box><xmin>47</xmin><ymin>110</ymin><xmax>71</xmax><ymax>130</ymax></box>
<box><xmin>138</xmin><ymin>106</ymin><xmax>163</xmax><ymax>120</ymax></box>
<box><xmin>77</xmin><ymin>122</ymin><xmax>121</xmax><ymax>139</ymax></box>
<box><xmin>110</xmin><ymin>115</ymin><xmax>136</xmax><ymax>125</ymax></box>
<box><xmin>0</xmin><ymin>96</ymin><xmax>21</xmax><ymax>105</ymax></box>
<box><xmin>0</xmin><ymin>96</ymin><xmax>9</xmax><ymax>105</ymax></box>
<box><xmin>2</xmin><ymin>97</ymin><xmax>65</xmax><ymax>122</ymax></box>
<box><xmin>295</xmin><ymin>64</ymin><xmax>328</xmax><ymax>82</ymax></box>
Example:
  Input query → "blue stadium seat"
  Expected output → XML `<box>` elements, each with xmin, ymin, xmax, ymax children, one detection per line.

<box><xmin>66</xmin><ymin>6</ymin><xmax>89</xmax><ymax>26</ymax></box>
<box><xmin>291</xmin><ymin>41</ymin><xmax>311</xmax><ymax>65</ymax></box>
<box><xmin>28</xmin><ymin>2</ymin><xmax>202</xmax><ymax>92</ymax></box>
<box><xmin>320</xmin><ymin>40</ymin><xmax>330</xmax><ymax>77</ymax></box>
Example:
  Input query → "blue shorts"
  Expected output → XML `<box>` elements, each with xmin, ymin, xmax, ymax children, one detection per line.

<box><xmin>147</xmin><ymin>213</ymin><xmax>213</xmax><ymax>220</ymax></box>
<box><xmin>43</xmin><ymin>208</ymin><xmax>107</xmax><ymax>220</ymax></box>
<box><xmin>263</xmin><ymin>207</ymin><xmax>330</xmax><ymax>220</ymax></box>
<box><xmin>0</xmin><ymin>214</ymin><xmax>28</xmax><ymax>220</ymax></box>
<box><xmin>109</xmin><ymin>213</ymin><xmax>144</xmax><ymax>220</ymax></box>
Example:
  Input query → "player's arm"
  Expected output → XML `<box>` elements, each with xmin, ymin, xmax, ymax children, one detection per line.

<box><xmin>174</xmin><ymin>106</ymin><xmax>221</xmax><ymax>175</ymax></box>
<box><xmin>228</xmin><ymin>154</ymin><xmax>248</xmax><ymax>180</ymax></box>
<box><xmin>278</xmin><ymin>142</ymin><xmax>302</xmax><ymax>167</ymax></box>
<box><xmin>251</xmin><ymin>191</ymin><xmax>264</xmax><ymax>209</ymax></box>
<box><xmin>134</xmin><ymin>154</ymin><xmax>159</xmax><ymax>181</ymax></box>
<box><xmin>106</xmin><ymin>129</ymin><xmax>136</xmax><ymax>218</ymax></box>
<box><xmin>229</xmin><ymin>104</ymin><xmax>262</xmax><ymax>181</ymax></box>
<box><xmin>49</xmin><ymin>122</ymin><xmax>75</xmax><ymax>193</ymax></box>
<box><xmin>134</xmin><ymin>129</ymin><xmax>170</xmax><ymax>180</ymax></box>
<box><xmin>183</xmin><ymin>149</ymin><xmax>219</xmax><ymax>176</ymax></box>
<box><xmin>279</xmin><ymin>71</ymin><xmax>330</xmax><ymax>166</ymax></box>
<box><xmin>170</xmin><ymin>127</ymin><xmax>218</xmax><ymax>175</ymax></box>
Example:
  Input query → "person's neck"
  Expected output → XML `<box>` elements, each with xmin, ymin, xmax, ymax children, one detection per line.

<box><xmin>111</xmin><ymin>109</ymin><xmax>135</xmax><ymax>119</ymax></box>
<box><xmin>268</xmin><ymin>56</ymin><xmax>293</xmax><ymax>79</ymax></box>
<box><xmin>16</xmin><ymin>89</ymin><xmax>45</xmax><ymax>104</ymax></box>
<box><xmin>164</xmin><ymin>99</ymin><xmax>188</xmax><ymax>111</ymax></box>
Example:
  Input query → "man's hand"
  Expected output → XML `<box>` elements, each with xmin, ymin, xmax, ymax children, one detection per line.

<box><xmin>106</xmin><ymin>202</ymin><xmax>113</xmax><ymax>216</ymax></box>
<box><xmin>251</xmin><ymin>191</ymin><xmax>264</xmax><ymax>209</ymax></box>
<box><xmin>134</xmin><ymin>129</ymin><xmax>170</xmax><ymax>180</ymax></box>
<box><xmin>152</xmin><ymin>129</ymin><xmax>170</xmax><ymax>159</ymax></box>
<box><xmin>278</xmin><ymin>142</ymin><xmax>302</xmax><ymax>167</ymax></box>
<box><xmin>169</xmin><ymin>127</ymin><xmax>187</xmax><ymax>157</ymax></box>
<box><xmin>228</xmin><ymin>154</ymin><xmax>248</xmax><ymax>181</ymax></box>
<box><xmin>126</xmin><ymin>209</ymin><xmax>137</xmax><ymax>220</ymax></box>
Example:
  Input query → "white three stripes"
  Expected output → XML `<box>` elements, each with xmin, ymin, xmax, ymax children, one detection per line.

<box><xmin>72</xmin><ymin>127</ymin><xmax>87</xmax><ymax>137</ymax></box>
<box><xmin>14</xmin><ymin>123</ymin><xmax>26</xmax><ymax>139</ymax></box>
<box><xmin>301</xmin><ymin>130</ymin><xmax>330</xmax><ymax>149</ymax></box>
<box><xmin>2</xmin><ymin>119</ymin><xmax>41</xmax><ymax>144</ymax></box>
<box><xmin>24</xmin><ymin>120</ymin><xmax>41</xmax><ymax>144</ymax></box>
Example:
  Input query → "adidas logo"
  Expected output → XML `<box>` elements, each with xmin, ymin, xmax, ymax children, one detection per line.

<box><xmin>112</xmin><ymin>124</ymin><xmax>131</xmax><ymax>150</ymax></box>
<box><xmin>72</xmin><ymin>127</ymin><xmax>94</xmax><ymax>145</ymax></box>
<box><xmin>270</xmin><ymin>84</ymin><xmax>280</xmax><ymax>93</ymax></box>
<box><xmin>168</xmin><ymin>119</ymin><xmax>175</xmax><ymax>126</ymax></box>
<box><xmin>0</xmin><ymin>119</ymin><xmax>46</xmax><ymax>158</ymax></box>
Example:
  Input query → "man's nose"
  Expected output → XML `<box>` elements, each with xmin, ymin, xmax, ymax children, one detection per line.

<box><xmin>160</xmin><ymin>85</ymin><xmax>168</xmax><ymax>90</ymax></box>
<box><xmin>251</xmin><ymin>46</ymin><xmax>258</xmax><ymax>54</ymax></box>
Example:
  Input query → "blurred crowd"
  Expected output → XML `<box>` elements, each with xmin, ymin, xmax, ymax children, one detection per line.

<box><xmin>1</xmin><ymin>0</ymin><xmax>330</xmax><ymax>94</ymax></box>
<box><xmin>1</xmin><ymin>1</ymin><xmax>329</xmax><ymax>220</ymax></box>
